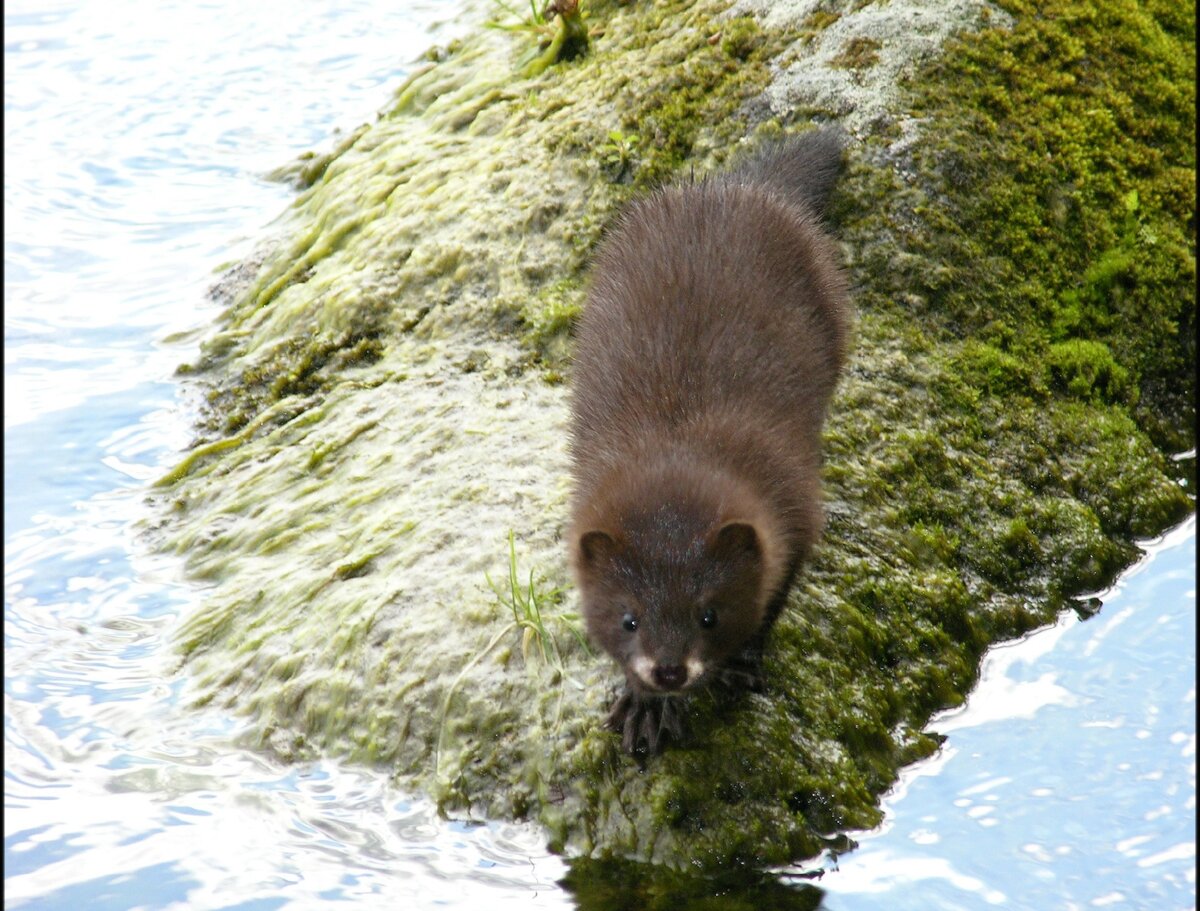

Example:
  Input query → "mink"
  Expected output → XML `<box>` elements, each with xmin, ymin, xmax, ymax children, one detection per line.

<box><xmin>567</xmin><ymin>127</ymin><xmax>853</xmax><ymax>757</ymax></box>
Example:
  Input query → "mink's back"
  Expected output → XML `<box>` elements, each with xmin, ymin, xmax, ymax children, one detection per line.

<box><xmin>570</xmin><ymin>175</ymin><xmax>851</xmax><ymax>496</ymax></box>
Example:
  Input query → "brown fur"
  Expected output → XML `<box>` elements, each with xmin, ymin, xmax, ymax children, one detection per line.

<box><xmin>567</xmin><ymin>129</ymin><xmax>852</xmax><ymax>756</ymax></box>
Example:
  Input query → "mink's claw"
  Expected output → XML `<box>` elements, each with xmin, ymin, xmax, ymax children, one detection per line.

<box><xmin>716</xmin><ymin>649</ymin><xmax>765</xmax><ymax>693</ymax></box>
<box><xmin>605</xmin><ymin>689</ymin><xmax>685</xmax><ymax>757</ymax></box>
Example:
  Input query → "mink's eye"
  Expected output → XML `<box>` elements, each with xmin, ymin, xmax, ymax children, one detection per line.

<box><xmin>701</xmin><ymin>608</ymin><xmax>718</xmax><ymax>629</ymax></box>
<box><xmin>621</xmin><ymin>613</ymin><xmax>638</xmax><ymax>632</ymax></box>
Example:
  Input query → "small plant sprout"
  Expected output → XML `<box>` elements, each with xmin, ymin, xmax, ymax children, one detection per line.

<box><xmin>486</xmin><ymin>0</ymin><xmax>555</xmax><ymax>38</ymax></box>
<box><xmin>486</xmin><ymin>0</ymin><xmax>590</xmax><ymax>77</ymax></box>
<box><xmin>599</xmin><ymin>129</ymin><xmax>640</xmax><ymax>181</ymax></box>
<box><xmin>435</xmin><ymin>531</ymin><xmax>589</xmax><ymax>778</ymax></box>
<box><xmin>488</xmin><ymin>530</ymin><xmax>589</xmax><ymax>666</ymax></box>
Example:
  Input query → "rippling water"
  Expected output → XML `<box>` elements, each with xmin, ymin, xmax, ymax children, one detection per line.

<box><xmin>4</xmin><ymin>2</ymin><xmax>1195</xmax><ymax>909</ymax></box>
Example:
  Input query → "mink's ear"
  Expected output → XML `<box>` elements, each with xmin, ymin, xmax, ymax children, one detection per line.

<box><xmin>711</xmin><ymin>522</ymin><xmax>761</xmax><ymax>563</ymax></box>
<box><xmin>578</xmin><ymin>530</ymin><xmax>621</xmax><ymax>567</ymax></box>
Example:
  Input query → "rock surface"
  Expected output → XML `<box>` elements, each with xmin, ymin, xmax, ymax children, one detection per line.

<box><xmin>150</xmin><ymin>0</ymin><xmax>1194</xmax><ymax>870</ymax></box>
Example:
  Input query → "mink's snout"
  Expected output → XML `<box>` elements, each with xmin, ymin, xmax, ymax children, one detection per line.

<box><xmin>652</xmin><ymin>664</ymin><xmax>687</xmax><ymax>690</ymax></box>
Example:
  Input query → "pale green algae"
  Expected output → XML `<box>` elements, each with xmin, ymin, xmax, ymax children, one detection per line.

<box><xmin>151</xmin><ymin>0</ymin><xmax>1193</xmax><ymax>877</ymax></box>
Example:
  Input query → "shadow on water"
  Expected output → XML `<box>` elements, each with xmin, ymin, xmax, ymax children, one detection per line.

<box><xmin>561</xmin><ymin>857</ymin><xmax>827</xmax><ymax>911</ymax></box>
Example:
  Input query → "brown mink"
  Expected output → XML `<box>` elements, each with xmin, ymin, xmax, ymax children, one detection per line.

<box><xmin>567</xmin><ymin>127</ymin><xmax>852</xmax><ymax>757</ymax></box>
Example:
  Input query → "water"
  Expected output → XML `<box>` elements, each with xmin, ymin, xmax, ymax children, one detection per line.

<box><xmin>3</xmin><ymin>3</ymin><xmax>1195</xmax><ymax>908</ymax></box>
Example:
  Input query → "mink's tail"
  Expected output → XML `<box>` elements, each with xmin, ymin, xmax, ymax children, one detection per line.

<box><xmin>729</xmin><ymin>126</ymin><xmax>847</xmax><ymax>218</ymax></box>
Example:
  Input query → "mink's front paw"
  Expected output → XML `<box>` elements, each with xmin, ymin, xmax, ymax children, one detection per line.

<box><xmin>604</xmin><ymin>689</ymin><xmax>685</xmax><ymax>757</ymax></box>
<box><xmin>715</xmin><ymin>649</ymin><xmax>765</xmax><ymax>693</ymax></box>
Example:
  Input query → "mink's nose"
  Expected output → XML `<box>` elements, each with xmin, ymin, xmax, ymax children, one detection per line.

<box><xmin>653</xmin><ymin>664</ymin><xmax>687</xmax><ymax>690</ymax></box>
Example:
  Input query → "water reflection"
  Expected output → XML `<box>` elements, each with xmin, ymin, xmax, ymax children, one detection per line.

<box><xmin>561</xmin><ymin>858</ymin><xmax>824</xmax><ymax>911</ymax></box>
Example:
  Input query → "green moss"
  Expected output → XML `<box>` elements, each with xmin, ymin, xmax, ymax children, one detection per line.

<box><xmin>266</xmin><ymin>124</ymin><xmax>371</xmax><ymax>190</ymax></box>
<box><xmin>582</xmin><ymin>12</ymin><xmax>793</xmax><ymax>190</ymax></box>
<box><xmin>516</xmin><ymin>278</ymin><xmax>584</xmax><ymax>370</ymax></box>
<box><xmin>199</xmin><ymin>319</ymin><xmax>385</xmax><ymax>438</ymax></box>
<box><xmin>829</xmin><ymin>36</ymin><xmax>883</xmax><ymax>69</ymax></box>
<box><xmin>950</xmin><ymin>339</ymin><xmax>1045</xmax><ymax>399</ymax></box>
<box><xmin>1045</xmin><ymin>338</ymin><xmax>1132</xmax><ymax>404</ymax></box>
<box><xmin>719</xmin><ymin>18</ymin><xmax>766</xmax><ymax>60</ymax></box>
<box><xmin>333</xmin><ymin>551</ymin><xmax>379</xmax><ymax>581</ymax></box>
<box><xmin>801</xmin><ymin>10</ymin><xmax>841</xmax><ymax>32</ymax></box>
<box><xmin>849</xmin><ymin>0</ymin><xmax>1195</xmax><ymax>450</ymax></box>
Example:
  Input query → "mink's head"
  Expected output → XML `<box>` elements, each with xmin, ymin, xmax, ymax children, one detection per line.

<box><xmin>571</xmin><ymin>473</ymin><xmax>782</xmax><ymax>694</ymax></box>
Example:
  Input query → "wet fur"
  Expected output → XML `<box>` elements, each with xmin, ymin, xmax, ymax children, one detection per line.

<box><xmin>568</xmin><ymin>128</ymin><xmax>852</xmax><ymax>757</ymax></box>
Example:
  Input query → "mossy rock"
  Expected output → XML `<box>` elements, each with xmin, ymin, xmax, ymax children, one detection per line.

<box><xmin>151</xmin><ymin>0</ymin><xmax>1193</xmax><ymax>876</ymax></box>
